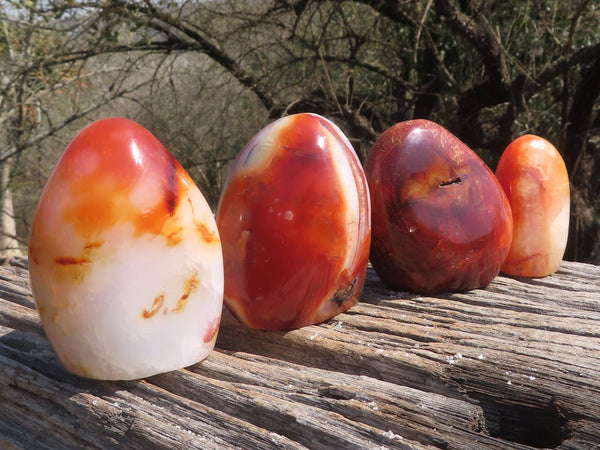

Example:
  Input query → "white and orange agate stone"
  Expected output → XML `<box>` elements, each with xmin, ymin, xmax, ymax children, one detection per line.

<box><xmin>217</xmin><ymin>113</ymin><xmax>371</xmax><ymax>330</ymax></box>
<box><xmin>495</xmin><ymin>134</ymin><xmax>570</xmax><ymax>277</ymax></box>
<box><xmin>28</xmin><ymin>117</ymin><xmax>223</xmax><ymax>380</ymax></box>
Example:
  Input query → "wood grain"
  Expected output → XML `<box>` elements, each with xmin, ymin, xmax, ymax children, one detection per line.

<box><xmin>1</xmin><ymin>256</ymin><xmax>599</xmax><ymax>449</ymax></box>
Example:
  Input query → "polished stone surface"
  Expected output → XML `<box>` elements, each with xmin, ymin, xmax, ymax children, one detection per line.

<box><xmin>29</xmin><ymin>118</ymin><xmax>223</xmax><ymax>380</ymax></box>
<box><xmin>217</xmin><ymin>113</ymin><xmax>370</xmax><ymax>330</ymax></box>
<box><xmin>366</xmin><ymin>119</ymin><xmax>513</xmax><ymax>294</ymax></box>
<box><xmin>496</xmin><ymin>134</ymin><xmax>570</xmax><ymax>277</ymax></box>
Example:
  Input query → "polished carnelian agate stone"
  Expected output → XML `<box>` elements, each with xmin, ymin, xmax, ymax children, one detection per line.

<box><xmin>496</xmin><ymin>134</ymin><xmax>570</xmax><ymax>277</ymax></box>
<box><xmin>366</xmin><ymin>119</ymin><xmax>513</xmax><ymax>294</ymax></box>
<box><xmin>29</xmin><ymin>117</ymin><xmax>223</xmax><ymax>380</ymax></box>
<box><xmin>217</xmin><ymin>113</ymin><xmax>371</xmax><ymax>330</ymax></box>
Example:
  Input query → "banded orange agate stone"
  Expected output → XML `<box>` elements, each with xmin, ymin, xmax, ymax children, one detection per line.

<box><xmin>217</xmin><ymin>113</ymin><xmax>371</xmax><ymax>330</ymax></box>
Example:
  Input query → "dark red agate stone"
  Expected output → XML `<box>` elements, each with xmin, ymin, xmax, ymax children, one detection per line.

<box><xmin>365</xmin><ymin>119</ymin><xmax>513</xmax><ymax>294</ymax></box>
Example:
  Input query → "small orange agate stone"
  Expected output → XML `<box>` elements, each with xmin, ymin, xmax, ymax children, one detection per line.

<box><xmin>496</xmin><ymin>135</ymin><xmax>570</xmax><ymax>277</ymax></box>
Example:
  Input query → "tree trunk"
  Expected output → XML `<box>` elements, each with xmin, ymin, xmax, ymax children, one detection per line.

<box><xmin>0</xmin><ymin>160</ymin><xmax>22</xmax><ymax>265</ymax></box>
<box><xmin>562</xmin><ymin>55</ymin><xmax>600</xmax><ymax>263</ymax></box>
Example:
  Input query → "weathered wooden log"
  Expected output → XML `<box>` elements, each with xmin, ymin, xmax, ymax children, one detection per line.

<box><xmin>1</xmin><ymin>256</ymin><xmax>599</xmax><ymax>449</ymax></box>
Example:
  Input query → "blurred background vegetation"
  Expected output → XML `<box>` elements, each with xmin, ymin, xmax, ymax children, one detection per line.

<box><xmin>1</xmin><ymin>0</ymin><xmax>599</xmax><ymax>265</ymax></box>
